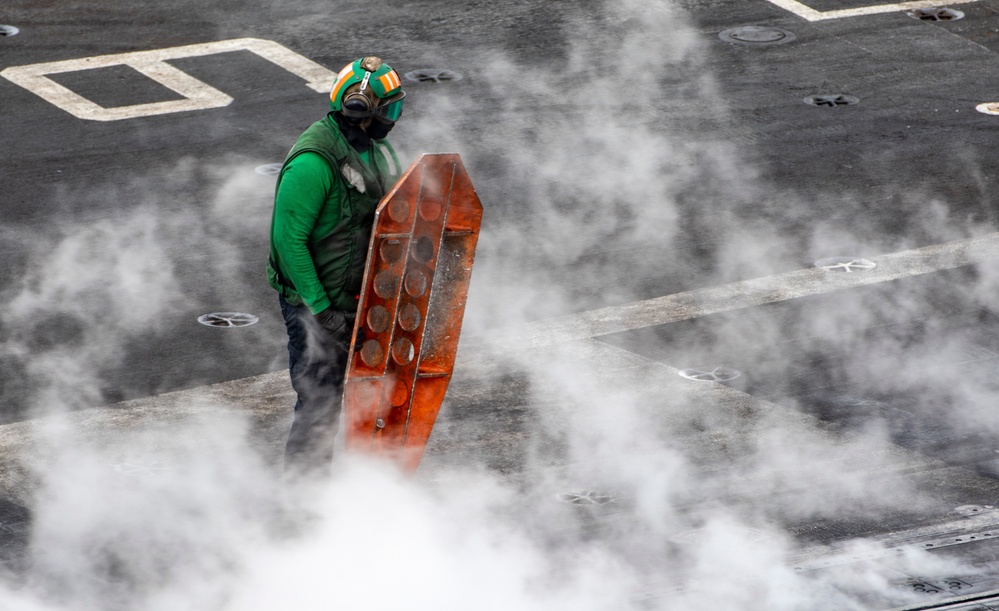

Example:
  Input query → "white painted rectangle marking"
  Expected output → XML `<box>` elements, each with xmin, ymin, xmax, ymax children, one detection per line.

<box><xmin>766</xmin><ymin>0</ymin><xmax>977</xmax><ymax>21</ymax></box>
<box><xmin>0</xmin><ymin>38</ymin><xmax>336</xmax><ymax>121</ymax></box>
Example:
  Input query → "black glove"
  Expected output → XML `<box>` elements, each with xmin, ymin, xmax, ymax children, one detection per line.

<box><xmin>353</xmin><ymin>322</ymin><xmax>371</xmax><ymax>351</ymax></box>
<box><xmin>314</xmin><ymin>307</ymin><xmax>355</xmax><ymax>337</ymax></box>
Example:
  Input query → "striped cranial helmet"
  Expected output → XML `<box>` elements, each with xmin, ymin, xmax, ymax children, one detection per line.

<box><xmin>329</xmin><ymin>57</ymin><xmax>405</xmax><ymax>123</ymax></box>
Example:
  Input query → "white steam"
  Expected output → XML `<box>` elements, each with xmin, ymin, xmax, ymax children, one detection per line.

<box><xmin>1</xmin><ymin>0</ymin><xmax>996</xmax><ymax>609</ymax></box>
<box><xmin>1</xmin><ymin>206</ymin><xmax>184</xmax><ymax>415</ymax></box>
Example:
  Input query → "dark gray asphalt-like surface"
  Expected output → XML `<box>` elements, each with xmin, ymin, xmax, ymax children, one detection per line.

<box><xmin>5</xmin><ymin>0</ymin><xmax>999</xmax><ymax>608</ymax></box>
<box><xmin>1</xmin><ymin>0</ymin><xmax>997</xmax><ymax>415</ymax></box>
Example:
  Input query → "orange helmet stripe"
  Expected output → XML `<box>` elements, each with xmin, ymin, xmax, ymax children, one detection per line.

<box><xmin>378</xmin><ymin>70</ymin><xmax>402</xmax><ymax>94</ymax></box>
<box><xmin>330</xmin><ymin>67</ymin><xmax>356</xmax><ymax>103</ymax></box>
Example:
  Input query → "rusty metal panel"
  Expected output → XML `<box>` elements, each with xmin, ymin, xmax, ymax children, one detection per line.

<box><xmin>343</xmin><ymin>153</ymin><xmax>482</xmax><ymax>471</ymax></box>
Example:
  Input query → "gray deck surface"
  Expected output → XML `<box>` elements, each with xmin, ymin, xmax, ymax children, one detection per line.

<box><xmin>4</xmin><ymin>0</ymin><xmax>999</xmax><ymax>609</ymax></box>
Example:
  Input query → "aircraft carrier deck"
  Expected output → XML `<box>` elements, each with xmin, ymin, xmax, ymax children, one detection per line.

<box><xmin>4</xmin><ymin>0</ymin><xmax>999</xmax><ymax>608</ymax></box>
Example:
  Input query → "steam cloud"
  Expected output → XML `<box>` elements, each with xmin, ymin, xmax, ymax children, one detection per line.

<box><xmin>1</xmin><ymin>0</ymin><xmax>996</xmax><ymax>609</ymax></box>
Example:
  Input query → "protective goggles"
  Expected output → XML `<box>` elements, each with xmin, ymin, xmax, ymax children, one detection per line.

<box><xmin>342</xmin><ymin>91</ymin><xmax>406</xmax><ymax>123</ymax></box>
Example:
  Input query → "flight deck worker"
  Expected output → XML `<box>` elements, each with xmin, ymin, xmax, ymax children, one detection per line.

<box><xmin>267</xmin><ymin>56</ymin><xmax>405</xmax><ymax>483</ymax></box>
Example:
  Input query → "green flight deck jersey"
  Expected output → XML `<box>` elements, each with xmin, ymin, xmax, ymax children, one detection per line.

<box><xmin>267</xmin><ymin>114</ymin><xmax>401</xmax><ymax>314</ymax></box>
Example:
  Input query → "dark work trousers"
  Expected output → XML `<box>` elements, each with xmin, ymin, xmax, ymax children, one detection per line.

<box><xmin>278</xmin><ymin>294</ymin><xmax>352</xmax><ymax>483</ymax></box>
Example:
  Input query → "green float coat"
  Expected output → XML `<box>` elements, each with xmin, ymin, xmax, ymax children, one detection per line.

<box><xmin>267</xmin><ymin>115</ymin><xmax>400</xmax><ymax>314</ymax></box>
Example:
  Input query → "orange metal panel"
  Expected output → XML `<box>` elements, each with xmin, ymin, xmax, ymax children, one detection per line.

<box><xmin>343</xmin><ymin>153</ymin><xmax>482</xmax><ymax>471</ymax></box>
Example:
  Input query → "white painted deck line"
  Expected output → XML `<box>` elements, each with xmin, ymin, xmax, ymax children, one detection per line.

<box><xmin>33</xmin><ymin>232</ymin><xmax>996</xmax><ymax>404</ymax></box>
<box><xmin>509</xmin><ymin>232</ymin><xmax>999</xmax><ymax>349</ymax></box>
<box><xmin>765</xmin><ymin>0</ymin><xmax>977</xmax><ymax>21</ymax></box>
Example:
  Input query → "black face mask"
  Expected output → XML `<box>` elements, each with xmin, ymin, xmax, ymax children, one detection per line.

<box><xmin>366</xmin><ymin>119</ymin><xmax>395</xmax><ymax>140</ymax></box>
<box><xmin>332</xmin><ymin>112</ymin><xmax>371</xmax><ymax>152</ymax></box>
